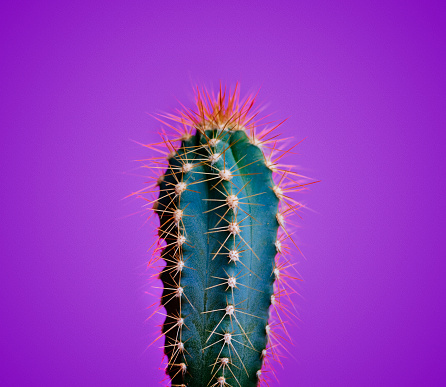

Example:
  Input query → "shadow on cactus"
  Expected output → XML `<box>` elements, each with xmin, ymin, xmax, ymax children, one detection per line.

<box><xmin>134</xmin><ymin>84</ymin><xmax>316</xmax><ymax>387</ymax></box>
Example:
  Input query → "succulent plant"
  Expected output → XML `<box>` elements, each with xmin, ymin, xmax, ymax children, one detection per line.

<box><xmin>135</xmin><ymin>84</ymin><xmax>314</xmax><ymax>387</ymax></box>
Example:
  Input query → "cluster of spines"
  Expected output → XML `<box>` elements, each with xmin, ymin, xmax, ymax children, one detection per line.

<box><xmin>131</xmin><ymin>84</ymin><xmax>314</xmax><ymax>386</ymax></box>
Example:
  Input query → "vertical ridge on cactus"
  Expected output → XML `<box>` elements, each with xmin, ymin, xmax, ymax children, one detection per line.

<box><xmin>134</xmin><ymin>84</ymin><xmax>315</xmax><ymax>387</ymax></box>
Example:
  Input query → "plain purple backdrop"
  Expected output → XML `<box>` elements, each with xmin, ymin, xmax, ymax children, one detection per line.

<box><xmin>1</xmin><ymin>1</ymin><xmax>445</xmax><ymax>386</ymax></box>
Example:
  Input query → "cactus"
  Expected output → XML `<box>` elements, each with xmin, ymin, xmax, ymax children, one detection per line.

<box><xmin>136</xmin><ymin>85</ymin><xmax>313</xmax><ymax>387</ymax></box>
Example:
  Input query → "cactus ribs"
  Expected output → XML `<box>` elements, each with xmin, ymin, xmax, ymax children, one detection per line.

<box><xmin>132</xmin><ymin>84</ymin><xmax>316</xmax><ymax>387</ymax></box>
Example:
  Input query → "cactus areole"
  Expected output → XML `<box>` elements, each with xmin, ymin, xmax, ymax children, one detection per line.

<box><xmin>140</xmin><ymin>85</ymin><xmax>311</xmax><ymax>387</ymax></box>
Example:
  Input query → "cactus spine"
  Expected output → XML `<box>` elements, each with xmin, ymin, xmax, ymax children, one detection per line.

<box><xmin>138</xmin><ymin>85</ymin><xmax>311</xmax><ymax>387</ymax></box>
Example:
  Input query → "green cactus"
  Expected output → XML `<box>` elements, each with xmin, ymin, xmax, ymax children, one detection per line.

<box><xmin>139</xmin><ymin>85</ymin><xmax>310</xmax><ymax>387</ymax></box>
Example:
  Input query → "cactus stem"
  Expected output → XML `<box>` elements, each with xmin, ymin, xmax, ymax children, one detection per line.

<box><xmin>135</xmin><ymin>84</ymin><xmax>314</xmax><ymax>386</ymax></box>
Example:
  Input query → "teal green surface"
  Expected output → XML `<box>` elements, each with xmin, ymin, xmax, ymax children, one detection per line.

<box><xmin>158</xmin><ymin>129</ymin><xmax>279</xmax><ymax>387</ymax></box>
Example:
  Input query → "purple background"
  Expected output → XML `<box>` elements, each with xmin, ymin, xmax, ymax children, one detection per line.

<box><xmin>1</xmin><ymin>1</ymin><xmax>445</xmax><ymax>386</ymax></box>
